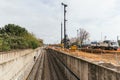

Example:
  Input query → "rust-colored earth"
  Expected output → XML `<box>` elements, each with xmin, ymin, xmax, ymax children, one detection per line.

<box><xmin>51</xmin><ymin>47</ymin><xmax>120</xmax><ymax>66</ymax></box>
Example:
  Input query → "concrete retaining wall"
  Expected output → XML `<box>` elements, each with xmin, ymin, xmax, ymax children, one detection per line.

<box><xmin>48</xmin><ymin>48</ymin><xmax>120</xmax><ymax>80</ymax></box>
<box><xmin>0</xmin><ymin>48</ymin><xmax>42</xmax><ymax>80</ymax></box>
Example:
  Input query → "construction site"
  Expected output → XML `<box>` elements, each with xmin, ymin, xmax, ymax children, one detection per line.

<box><xmin>1</xmin><ymin>1</ymin><xmax>120</xmax><ymax>80</ymax></box>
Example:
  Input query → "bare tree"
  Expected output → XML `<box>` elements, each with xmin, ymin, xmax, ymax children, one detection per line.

<box><xmin>78</xmin><ymin>28</ymin><xmax>90</xmax><ymax>45</ymax></box>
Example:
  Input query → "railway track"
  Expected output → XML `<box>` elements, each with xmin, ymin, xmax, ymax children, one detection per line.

<box><xmin>27</xmin><ymin>49</ymin><xmax>45</xmax><ymax>80</ymax></box>
<box><xmin>26</xmin><ymin>49</ymin><xmax>68</xmax><ymax>80</ymax></box>
<box><xmin>47</xmin><ymin>51</ymin><xmax>68</xmax><ymax>80</ymax></box>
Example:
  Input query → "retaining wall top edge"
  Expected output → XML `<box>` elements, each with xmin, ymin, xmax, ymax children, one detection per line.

<box><xmin>0</xmin><ymin>47</ymin><xmax>42</xmax><ymax>65</ymax></box>
<box><xmin>0</xmin><ymin>47</ymin><xmax>41</xmax><ymax>55</ymax></box>
<box><xmin>48</xmin><ymin>48</ymin><xmax>120</xmax><ymax>74</ymax></box>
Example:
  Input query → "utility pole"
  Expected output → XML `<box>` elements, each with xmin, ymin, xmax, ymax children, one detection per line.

<box><xmin>61</xmin><ymin>2</ymin><xmax>67</xmax><ymax>48</ymax></box>
<box><xmin>61</xmin><ymin>22</ymin><xmax>63</xmax><ymax>44</ymax></box>
<box><xmin>77</xmin><ymin>30</ymin><xmax>79</xmax><ymax>39</ymax></box>
<box><xmin>101</xmin><ymin>32</ymin><xmax>102</xmax><ymax>42</ymax></box>
<box><xmin>117</xmin><ymin>36</ymin><xmax>119</xmax><ymax>42</ymax></box>
<box><xmin>77</xmin><ymin>29</ymin><xmax>79</xmax><ymax>44</ymax></box>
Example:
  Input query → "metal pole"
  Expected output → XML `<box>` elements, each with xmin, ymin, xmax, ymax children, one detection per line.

<box><xmin>77</xmin><ymin>30</ymin><xmax>79</xmax><ymax>44</ymax></box>
<box><xmin>61</xmin><ymin>3</ymin><xmax>67</xmax><ymax>48</ymax></box>
<box><xmin>117</xmin><ymin>36</ymin><xmax>119</xmax><ymax>42</ymax></box>
<box><xmin>77</xmin><ymin>30</ymin><xmax>78</xmax><ymax>38</ymax></box>
<box><xmin>61</xmin><ymin>22</ymin><xmax>63</xmax><ymax>44</ymax></box>
<box><xmin>101</xmin><ymin>32</ymin><xmax>102</xmax><ymax>42</ymax></box>
<box><xmin>64</xmin><ymin>5</ymin><xmax>66</xmax><ymax>48</ymax></box>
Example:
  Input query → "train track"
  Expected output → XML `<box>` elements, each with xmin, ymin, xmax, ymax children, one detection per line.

<box><xmin>47</xmin><ymin>51</ymin><xmax>68</xmax><ymax>80</ymax></box>
<box><xmin>26</xmin><ymin>49</ymin><xmax>45</xmax><ymax>80</ymax></box>
<box><xmin>27</xmin><ymin>49</ymin><xmax>68</xmax><ymax>80</ymax></box>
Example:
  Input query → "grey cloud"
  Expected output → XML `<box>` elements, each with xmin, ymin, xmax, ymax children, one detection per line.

<box><xmin>0</xmin><ymin>0</ymin><xmax>120</xmax><ymax>43</ymax></box>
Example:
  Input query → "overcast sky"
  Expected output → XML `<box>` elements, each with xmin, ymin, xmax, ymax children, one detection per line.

<box><xmin>0</xmin><ymin>0</ymin><xmax>120</xmax><ymax>43</ymax></box>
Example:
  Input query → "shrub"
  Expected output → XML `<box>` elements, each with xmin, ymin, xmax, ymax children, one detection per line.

<box><xmin>0</xmin><ymin>24</ymin><xmax>43</xmax><ymax>51</ymax></box>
